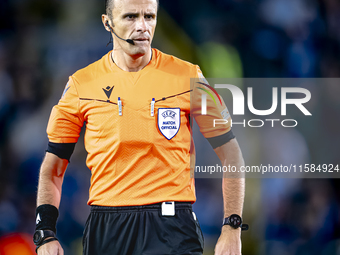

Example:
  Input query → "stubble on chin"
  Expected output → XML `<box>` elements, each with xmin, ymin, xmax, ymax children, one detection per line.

<box><xmin>129</xmin><ymin>45</ymin><xmax>149</xmax><ymax>57</ymax></box>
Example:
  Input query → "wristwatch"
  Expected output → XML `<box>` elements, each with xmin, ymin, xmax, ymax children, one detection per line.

<box><xmin>222</xmin><ymin>214</ymin><xmax>249</xmax><ymax>231</ymax></box>
<box><xmin>33</xmin><ymin>230</ymin><xmax>56</xmax><ymax>246</ymax></box>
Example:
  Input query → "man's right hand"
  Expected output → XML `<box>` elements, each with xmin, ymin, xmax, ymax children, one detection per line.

<box><xmin>37</xmin><ymin>240</ymin><xmax>64</xmax><ymax>255</ymax></box>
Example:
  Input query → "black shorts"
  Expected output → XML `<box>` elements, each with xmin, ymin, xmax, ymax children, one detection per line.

<box><xmin>82</xmin><ymin>202</ymin><xmax>204</xmax><ymax>255</ymax></box>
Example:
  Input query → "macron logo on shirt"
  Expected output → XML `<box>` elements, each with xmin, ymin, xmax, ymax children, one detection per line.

<box><xmin>103</xmin><ymin>86</ymin><xmax>114</xmax><ymax>99</ymax></box>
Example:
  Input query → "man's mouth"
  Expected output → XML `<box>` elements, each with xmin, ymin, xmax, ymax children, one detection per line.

<box><xmin>133</xmin><ymin>38</ymin><xmax>149</xmax><ymax>42</ymax></box>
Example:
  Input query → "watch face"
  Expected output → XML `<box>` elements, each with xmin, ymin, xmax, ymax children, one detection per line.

<box><xmin>229</xmin><ymin>214</ymin><xmax>242</xmax><ymax>228</ymax></box>
<box><xmin>33</xmin><ymin>230</ymin><xmax>43</xmax><ymax>245</ymax></box>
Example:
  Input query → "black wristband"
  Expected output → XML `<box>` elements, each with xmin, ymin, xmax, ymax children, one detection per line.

<box><xmin>35</xmin><ymin>204</ymin><xmax>59</xmax><ymax>234</ymax></box>
<box><xmin>35</xmin><ymin>237</ymin><xmax>59</xmax><ymax>253</ymax></box>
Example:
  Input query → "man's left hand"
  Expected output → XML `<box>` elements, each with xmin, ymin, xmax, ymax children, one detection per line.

<box><xmin>214</xmin><ymin>226</ymin><xmax>242</xmax><ymax>255</ymax></box>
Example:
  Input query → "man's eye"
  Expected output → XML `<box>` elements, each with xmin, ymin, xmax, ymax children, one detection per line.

<box><xmin>127</xmin><ymin>15</ymin><xmax>136</xmax><ymax>19</ymax></box>
<box><xmin>145</xmin><ymin>15</ymin><xmax>154</xmax><ymax>19</ymax></box>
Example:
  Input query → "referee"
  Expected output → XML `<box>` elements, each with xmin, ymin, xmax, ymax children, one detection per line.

<box><xmin>33</xmin><ymin>0</ymin><xmax>246</xmax><ymax>254</ymax></box>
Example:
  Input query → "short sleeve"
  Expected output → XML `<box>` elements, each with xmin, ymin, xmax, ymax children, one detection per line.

<box><xmin>46</xmin><ymin>77</ymin><xmax>84</xmax><ymax>143</ymax></box>
<box><xmin>192</xmin><ymin>66</ymin><xmax>233</xmax><ymax>140</ymax></box>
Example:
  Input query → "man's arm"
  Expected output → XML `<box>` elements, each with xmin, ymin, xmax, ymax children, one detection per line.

<box><xmin>37</xmin><ymin>152</ymin><xmax>68</xmax><ymax>206</ymax></box>
<box><xmin>36</xmin><ymin>152</ymin><xmax>68</xmax><ymax>255</ymax></box>
<box><xmin>213</xmin><ymin>138</ymin><xmax>245</xmax><ymax>255</ymax></box>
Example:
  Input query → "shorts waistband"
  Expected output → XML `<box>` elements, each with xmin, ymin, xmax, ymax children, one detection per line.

<box><xmin>91</xmin><ymin>202</ymin><xmax>192</xmax><ymax>213</ymax></box>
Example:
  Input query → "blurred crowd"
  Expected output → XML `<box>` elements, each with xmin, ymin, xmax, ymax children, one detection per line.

<box><xmin>1</xmin><ymin>0</ymin><xmax>340</xmax><ymax>254</ymax></box>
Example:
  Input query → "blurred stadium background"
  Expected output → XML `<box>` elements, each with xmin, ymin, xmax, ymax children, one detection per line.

<box><xmin>1</xmin><ymin>0</ymin><xmax>340</xmax><ymax>254</ymax></box>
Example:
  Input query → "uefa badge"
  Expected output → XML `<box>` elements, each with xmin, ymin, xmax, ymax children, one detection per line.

<box><xmin>158</xmin><ymin>108</ymin><xmax>181</xmax><ymax>140</ymax></box>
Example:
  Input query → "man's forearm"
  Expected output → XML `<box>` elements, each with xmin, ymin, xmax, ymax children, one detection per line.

<box><xmin>37</xmin><ymin>152</ymin><xmax>68</xmax><ymax>208</ymax></box>
<box><xmin>222</xmin><ymin>177</ymin><xmax>245</xmax><ymax>217</ymax></box>
<box><xmin>214</xmin><ymin>138</ymin><xmax>245</xmax><ymax>217</ymax></box>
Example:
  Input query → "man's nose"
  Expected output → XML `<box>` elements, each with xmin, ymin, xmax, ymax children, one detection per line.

<box><xmin>136</xmin><ymin>17</ymin><xmax>147</xmax><ymax>32</ymax></box>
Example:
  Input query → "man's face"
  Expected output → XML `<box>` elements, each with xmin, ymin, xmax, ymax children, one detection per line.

<box><xmin>110</xmin><ymin>0</ymin><xmax>157</xmax><ymax>57</ymax></box>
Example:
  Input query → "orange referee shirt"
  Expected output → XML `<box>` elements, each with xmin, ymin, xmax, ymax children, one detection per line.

<box><xmin>47</xmin><ymin>48</ymin><xmax>232</xmax><ymax>206</ymax></box>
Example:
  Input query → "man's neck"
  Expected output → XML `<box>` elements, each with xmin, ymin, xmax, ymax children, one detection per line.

<box><xmin>111</xmin><ymin>48</ymin><xmax>152</xmax><ymax>72</ymax></box>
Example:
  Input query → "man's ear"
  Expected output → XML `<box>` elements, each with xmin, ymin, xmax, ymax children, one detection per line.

<box><xmin>102</xmin><ymin>14</ymin><xmax>112</xmax><ymax>32</ymax></box>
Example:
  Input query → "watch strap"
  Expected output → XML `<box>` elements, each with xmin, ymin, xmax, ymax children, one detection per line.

<box><xmin>222</xmin><ymin>214</ymin><xmax>249</xmax><ymax>231</ymax></box>
<box><xmin>241</xmin><ymin>223</ymin><xmax>249</xmax><ymax>231</ymax></box>
<box><xmin>222</xmin><ymin>217</ymin><xmax>231</xmax><ymax>225</ymax></box>
<box><xmin>35</xmin><ymin>237</ymin><xmax>58</xmax><ymax>253</ymax></box>
<box><xmin>34</xmin><ymin>230</ymin><xmax>56</xmax><ymax>245</ymax></box>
